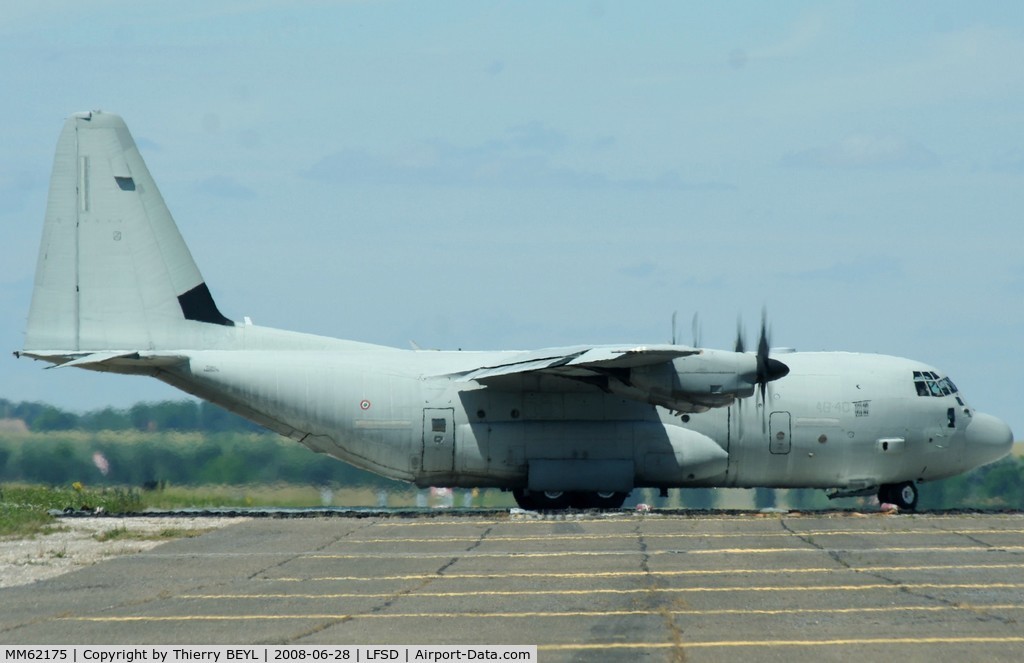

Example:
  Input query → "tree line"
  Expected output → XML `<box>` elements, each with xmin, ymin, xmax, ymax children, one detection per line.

<box><xmin>0</xmin><ymin>430</ymin><xmax>400</xmax><ymax>488</ymax></box>
<box><xmin>0</xmin><ymin>398</ymin><xmax>262</xmax><ymax>433</ymax></box>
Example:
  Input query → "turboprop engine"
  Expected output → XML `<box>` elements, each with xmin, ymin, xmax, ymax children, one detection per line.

<box><xmin>622</xmin><ymin>349</ymin><xmax>783</xmax><ymax>411</ymax></box>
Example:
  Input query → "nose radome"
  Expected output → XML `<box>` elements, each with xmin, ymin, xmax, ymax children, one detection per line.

<box><xmin>965</xmin><ymin>412</ymin><xmax>1014</xmax><ymax>467</ymax></box>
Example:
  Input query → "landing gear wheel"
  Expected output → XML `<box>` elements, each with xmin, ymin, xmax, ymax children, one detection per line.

<box><xmin>877</xmin><ymin>484</ymin><xmax>894</xmax><ymax>504</ymax></box>
<box><xmin>534</xmin><ymin>490</ymin><xmax>571</xmax><ymax>510</ymax></box>
<box><xmin>512</xmin><ymin>489</ymin><xmax>571</xmax><ymax>510</ymax></box>
<box><xmin>570</xmin><ymin>491</ymin><xmax>628</xmax><ymax>509</ymax></box>
<box><xmin>512</xmin><ymin>489</ymin><xmax>536</xmax><ymax>510</ymax></box>
<box><xmin>878</xmin><ymin>482</ymin><xmax>918</xmax><ymax>511</ymax></box>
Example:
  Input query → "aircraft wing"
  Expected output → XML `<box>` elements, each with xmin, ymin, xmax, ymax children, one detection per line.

<box><xmin>454</xmin><ymin>345</ymin><xmax>700</xmax><ymax>381</ymax></box>
<box><xmin>450</xmin><ymin>344</ymin><xmax>760</xmax><ymax>413</ymax></box>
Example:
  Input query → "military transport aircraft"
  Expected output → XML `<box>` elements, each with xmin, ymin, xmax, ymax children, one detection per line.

<box><xmin>16</xmin><ymin>111</ymin><xmax>1014</xmax><ymax>511</ymax></box>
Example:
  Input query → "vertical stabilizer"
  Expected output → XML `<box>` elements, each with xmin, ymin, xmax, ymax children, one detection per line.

<box><xmin>24</xmin><ymin>111</ymin><xmax>232</xmax><ymax>353</ymax></box>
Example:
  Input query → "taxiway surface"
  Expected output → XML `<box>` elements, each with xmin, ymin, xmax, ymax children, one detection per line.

<box><xmin>1</xmin><ymin>511</ymin><xmax>1023</xmax><ymax>662</ymax></box>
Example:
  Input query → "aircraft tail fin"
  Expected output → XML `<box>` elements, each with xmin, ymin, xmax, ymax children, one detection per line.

<box><xmin>24</xmin><ymin>111</ymin><xmax>233</xmax><ymax>353</ymax></box>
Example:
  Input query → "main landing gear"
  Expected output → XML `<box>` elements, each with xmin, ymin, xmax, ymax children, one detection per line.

<box><xmin>512</xmin><ymin>489</ymin><xmax>629</xmax><ymax>510</ymax></box>
<box><xmin>878</xmin><ymin>481</ymin><xmax>919</xmax><ymax>510</ymax></box>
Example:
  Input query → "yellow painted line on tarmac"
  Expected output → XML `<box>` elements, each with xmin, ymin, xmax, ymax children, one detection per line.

<box><xmin>539</xmin><ymin>636</ymin><xmax>1024</xmax><ymax>651</ymax></box>
<box><xmin>267</xmin><ymin>562</ymin><xmax>1024</xmax><ymax>582</ymax></box>
<box><xmin>179</xmin><ymin>582</ymin><xmax>1024</xmax><ymax>600</ymax></box>
<box><xmin>684</xmin><ymin>545</ymin><xmax>1024</xmax><ymax>555</ymax></box>
<box><xmin>344</xmin><ymin>604</ymin><xmax>1024</xmax><ymax>619</ymax></box>
<box><xmin>144</xmin><ymin>545</ymin><xmax>1024</xmax><ymax>561</ymax></box>
<box><xmin>370</xmin><ymin>514</ymin><xmax>1024</xmax><ymax>528</ymax></box>
<box><xmin>306</xmin><ymin>545</ymin><xmax>1024</xmax><ymax>559</ymax></box>
<box><xmin>340</xmin><ymin>528</ymin><xmax>1024</xmax><ymax>544</ymax></box>
<box><xmin>60</xmin><ymin>604</ymin><xmax>1024</xmax><ymax>623</ymax></box>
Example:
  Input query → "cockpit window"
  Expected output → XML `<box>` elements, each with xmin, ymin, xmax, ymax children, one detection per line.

<box><xmin>913</xmin><ymin>372</ymin><xmax>959</xmax><ymax>398</ymax></box>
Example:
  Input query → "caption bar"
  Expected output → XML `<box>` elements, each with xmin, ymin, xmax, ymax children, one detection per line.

<box><xmin>1</xmin><ymin>648</ymin><xmax>536</xmax><ymax>663</ymax></box>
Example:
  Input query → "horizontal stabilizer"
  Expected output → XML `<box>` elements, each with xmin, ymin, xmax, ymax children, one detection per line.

<box><xmin>18</xmin><ymin>350</ymin><xmax>189</xmax><ymax>370</ymax></box>
<box><xmin>51</xmin><ymin>351</ymin><xmax>140</xmax><ymax>369</ymax></box>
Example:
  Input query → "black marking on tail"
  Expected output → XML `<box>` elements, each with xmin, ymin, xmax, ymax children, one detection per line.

<box><xmin>177</xmin><ymin>283</ymin><xmax>233</xmax><ymax>326</ymax></box>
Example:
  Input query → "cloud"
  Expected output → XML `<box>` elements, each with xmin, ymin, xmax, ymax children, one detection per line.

<box><xmin>505</xmin><ymin>121</ymin><xmax>569</xmax><ymax>152</ymax></box>
<box><xmin>782</xmin><ymin>134</ymin><xmax>940</xmax><ymax>170</ymax></box>
<box><xmin>990</xmin><ymin>149</ymin><xmax>1024</xmax><ymax>173</ymax></box>
<box><xmin>784</xmin><ymin>256</ymin><xmax>904</xmax><ymax>283</ymax></box>
<box><xmin>303</xmin><ymin>124</ymin><xmax>734</xmax><ymax>191</ymax></box>
<box><xmin>618</xmin><ymin>261</ymin><xmax>658</xmax><ymax>279</ymax></box>
<box><xmin>730</xmin><ymin>11</ymin><xmax>828</xmax><ymax>68</ymax></box>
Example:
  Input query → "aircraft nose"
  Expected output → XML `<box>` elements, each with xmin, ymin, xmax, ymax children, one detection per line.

<box><xmin>964</xmin><ymin>412</ymin><xmax>1014</xmax><ymax>467</ymax></box>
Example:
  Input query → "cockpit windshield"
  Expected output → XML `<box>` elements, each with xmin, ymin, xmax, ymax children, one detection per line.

<box><xmin>913</xmin><ymin>371</ymin><xmax>959</xmax><ymax>398</ymax></box>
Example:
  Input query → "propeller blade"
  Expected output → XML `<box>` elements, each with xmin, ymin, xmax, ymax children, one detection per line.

<box><xmin>691</xmin><ymin>312</ymin><xmax>701</xmax><ymax>348</ymax></box>
<box><xmin>755</xmin><ymin>309</ymin><xmax>790</xmax><ymax>384</ymax></box>
<box><xmin>743</xmin><ymin>308</ymin><xmax>791</xmax><ymax>433</ymax></box>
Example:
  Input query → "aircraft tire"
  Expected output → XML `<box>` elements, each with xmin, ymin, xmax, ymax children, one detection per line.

<box><xmin>570</xmin><ymin>491</ymin><xmax>628</xmax><ymax>509</ymax></box>
<box><xmin>533</xmin><ymin>490</ymin><xmax>572</xmax><ymax>510</ymax></box>
<box><xmin>513</xmin><ymin>489</ymin><xmax>572</xmax><ymax>510</ymax></box>
<box><xmin>512</xmin><ymin>489</ymin><xmax>536</xmax><ymax>510</ymax></box>
<box><xmin>877</xmin><ymin>484</ymin><xmax>893</xmax><ymax>504</ymax></box>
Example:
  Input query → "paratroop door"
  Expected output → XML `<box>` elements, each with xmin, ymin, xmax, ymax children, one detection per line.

<box><xmin>769</xmin><ymin>411</ymin><xmax>792</xmax><ymax>455</ymax></box>
<box><xmin>422</xmin><ymin>408</ymin><xmax>455</xmax><ymax>472</ymax></box>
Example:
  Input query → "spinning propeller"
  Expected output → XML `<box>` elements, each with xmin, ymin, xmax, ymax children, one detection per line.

<box><xmin>735</xmin><ymin>310</ymin><xmax>790</xmax><ymax>434</ymax></box>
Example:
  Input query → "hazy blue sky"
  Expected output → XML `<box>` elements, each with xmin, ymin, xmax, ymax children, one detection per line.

<box><xmin>2</xmin><ymin>1</ymin><xmax>1021</xmax><ymax>436</ymax></box>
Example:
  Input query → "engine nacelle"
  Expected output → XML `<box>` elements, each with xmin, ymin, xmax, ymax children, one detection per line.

<box><xmin>621</xmin><ymin>349</ymin><xmax>759</xmax><ymax>412</ymax></box>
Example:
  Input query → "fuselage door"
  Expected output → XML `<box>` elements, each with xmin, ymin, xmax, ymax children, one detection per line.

<box><xmin>422</xmin><ymin>407</ymin><xmax>456</xmax><ymax>473</ymax></box>
<box><xmin>769</xmin><ymin>411</ymin><xmax>792</xmax><ymax>455</ymax></box>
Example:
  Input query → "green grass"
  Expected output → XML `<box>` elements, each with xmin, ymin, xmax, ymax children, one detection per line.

<box><xmin>1</xmin><ymin>482</ymin><xmax>516</xmax><ymax>539</ymax></box>
<box><xmin>0</xmin><ymin>484</ymin><xmax>142</xmax><ymax>538</ymax></box>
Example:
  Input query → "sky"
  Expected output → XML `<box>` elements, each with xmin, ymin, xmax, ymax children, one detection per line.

<box><xmin>1</xmin><ymin>1</ymin><xmax>1022</xmax><ymax>437</ymax></box>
